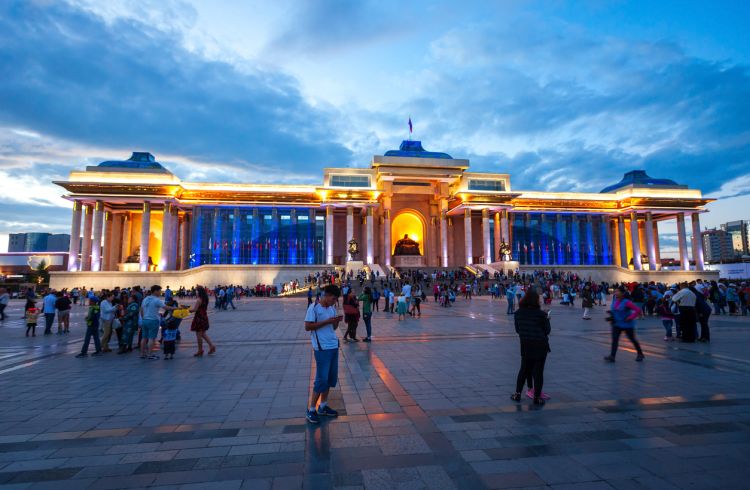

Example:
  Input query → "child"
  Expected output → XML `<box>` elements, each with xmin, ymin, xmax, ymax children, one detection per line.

<box><xmin>76</xmin><ymin>297</ymin><xmax>102</xmax><ymax>357</ymax></box>
<box><xmin>25</xmin><ymin>299</ymin><xmax>39</xmax><ymax>337</ymax></box>
<box><xmin>656</xmin><ymin>297</ymin><xmax>676</xmax><ymax>341</ymax></box>
<box><xmin>162</xmin><ymin>322</ymin><xmax>178</xmax><ymax>359</ymax></box>
<box><xmin>396</xmin><ymin>293</ymin><xmax>407</xmax><ymax>321</ymax></box>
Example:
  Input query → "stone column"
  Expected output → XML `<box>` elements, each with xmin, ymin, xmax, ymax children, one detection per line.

<box><xmin>653</xmin><ymin>220</ymin><xmax>661</xmax><ymax>265</ymax></box>
<box><xmin>617</xmin><ymin>215</ymin><xmax>628</xmax><ymax>268</ymax></box>
<box><xmin>121</xmin><ymin>213</ymin><xmax>132</xmax><ymax>264</ymax></box>
<box><xmin>440</xmin><ymin>210</ymin><xmax>449</xmax><ymax>267</ymax></box>
<box><xmin>160</xmin><ymin>203</ymin><xmax>171</xmax><ymax>271</ymax></box>
<box><xmin>366</xmin><ymin>207</ymin><xmax>374</xmax><ymax>264</ymax></box>
<box><xmin>346</xmin><ymin>206</ymin><xmax>354</xmax><ymax>245</ymax></box>
<box><xmin>448</xmin><ymin>217</ymin><xmax>455</xmax><ymax>266</ymax></box>
<box><xmin>110</xmin><ymin>213</ymin><xmax>122</xmax><ymax>270</ymax></box>
<box><xmin>179</xmin><ymin>213</ymin><xmax>190</xmax><ymax>270</ymax></box>
<box><xmin>677</xmin><ymin>212</ymin><xmax>689</xmax><ymax>271</ymax></box>
<box><xmin>644</xmin><ymin>212</ymin><xmax>657</xmax><ymax>271</ymax></box>
<box><xmin>464</xmin><ymin>208</ymin><xmax>473</xmax><ymax>265</ymax></box>
<box><xmin>383</xmin><ymin>196</ymin><xmax>392</xmax><ymax>267</ymax></box>
<box><xmin>493</xmin><ymin>212</ymin><xmax>501</xmax><ymax>262</ymax></box>
<box><xmin>629</xmin><ymin>212</ymin><xmax>642</xmax><ymax>270</ymax></box>
<box><xmin>482</xmin><ymin>208</ymin><xmax>491</xmax><ymax>264</ymax></box>
<box><xmin>67</xmin><ymin>200</ymin><xmax>82</xmax><ymax>271</ymax></box>
<box><xmin>140</xmin><ymin>201</ymin><xmax>151</xmax><ymax>272</ymax></box>
<box><xmin>170</xmin><ymin>206</ymin><xmax>179</xmax><ymax>269</ymax></box>
<box><xmin>90</xmin><ymin>201</ymin><xmax>104</xmax><ymax>271</ymax></box>
<box><xmin>80</xmin><ymin>204</ymin><xmax>93</xmax><ymax>271</ymax></box>
<box><xmin>102</xmin><ymin>211</ymin><xmax>113</xmax><ymax>271</ymax></box>
<box><xmin>325</xmin><ymin>206</ymin><xmax>334</xmax><ymax>265</ymax></box>
<box><xmin>232</xmin><ymin>206</ymin><xmax>241</xmax><ymax>265</ymax></box>
<box><xmin>691</xmin><ymin>213</ymin><xmax>705</xmax><ymax>271</ymax></box>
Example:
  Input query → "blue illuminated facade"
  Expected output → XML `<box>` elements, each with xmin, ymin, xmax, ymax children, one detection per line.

<box><xmin>510</xmin><ymin>213</ymin><xmax>613</xmax><ymax>266</ymax></box>
<box><xmin>189</xmin><ymin>206</ymin><xmax>326</xmax><ymax>267</ymax></box>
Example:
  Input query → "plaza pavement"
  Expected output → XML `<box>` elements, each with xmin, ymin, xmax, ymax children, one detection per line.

<box><xmin>0</xmin><ymin>294</ymin><xmax>749</xmax><ymax>489</ymax></box>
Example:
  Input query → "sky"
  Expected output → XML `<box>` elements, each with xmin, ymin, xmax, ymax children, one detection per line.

<box><xmin>1</xmin><ymin>0</ymin><xmax>749</xmax><ymax>256</ymax></box>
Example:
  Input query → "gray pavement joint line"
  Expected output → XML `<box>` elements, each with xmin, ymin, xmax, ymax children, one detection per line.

<box><xmin>364</xmin><ymin>350</ymin><xmax>489</xmax><ymax>488</ymax></box>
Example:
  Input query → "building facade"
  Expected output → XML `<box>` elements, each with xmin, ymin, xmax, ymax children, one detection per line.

<box><xmin>8</xmin><ymin>233</ymin><xmax>71</xmax><ymax>252</ymax></box>
<box><xmin>53</xmin><ymin>143</ymin><xmax>713</xmax><ymax>281</ymax></box>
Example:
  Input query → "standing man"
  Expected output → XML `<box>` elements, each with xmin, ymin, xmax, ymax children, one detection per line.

<box><xmin>672</xmin><ymin>282</ymin><xmax>697</xmax><ymax>343</ymax></box>
<box><xmin>140</xmin><ymin>285</ymin><xmax>175</xmax><ymax>359</ymax></box>
<box><xmin>0</xmin><ymin>288</ymin><xmax>9</xmax><ymax>321</ymax></box>
<box><xmin>42</xmin><ymin>289</ymin><xmax>57</xmax><ymax>335</ymax></box>
<box><xmin>99</xmin><ymin>292</ymin><xmax>116</xmax><ymax>352</ymax></box>
<box><xmin>689</xmin><ymin>281</ymin><xmax>712</xmax><ymax>343</ymax></box>
<box><xmin>304</xmin><ymin>284</ymin><xmax>342</xmax><ymax>424</ymax></box>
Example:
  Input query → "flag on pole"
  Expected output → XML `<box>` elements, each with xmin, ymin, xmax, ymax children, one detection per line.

<box><xmin>408</xmin><ymin>116</ymin><xmax>413</xmax><ymax>134</ymax></box>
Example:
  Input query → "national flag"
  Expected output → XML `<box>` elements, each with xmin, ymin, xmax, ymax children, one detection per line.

<box><xmin>408</xmin><ymin>117</ymin><xmax>413</xmax><ymax>134</ymax></box>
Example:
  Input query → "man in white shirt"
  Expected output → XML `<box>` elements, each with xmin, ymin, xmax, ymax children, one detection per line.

<box><xmin>99</xmin><ymin>292</ymin><xmax>117</xmax><ymax>352</ymax></box>
<box><xmin>140</xmin><ymin>285</ymin><xmax>175</xmax><ymax>359</ymax></box>
<box><xmin>672</xmin><ymin>283</ymin><xmax>697</xmax><ymax>342</ymax></box>
<box><xmin>42</xmin><ymin>289</ymin><xmax>57</xmax><ymax>335</ymax></box>
<box><xmin>304</xmin><ymin>284</ymin><xmax>342</xmax><ymax>424</ymax></box>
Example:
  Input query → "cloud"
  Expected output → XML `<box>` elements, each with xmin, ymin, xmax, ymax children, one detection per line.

<box><xmin>0</xmin><ymin>0</ymin><xmax>352</xmax><ymax>173</ymax></box>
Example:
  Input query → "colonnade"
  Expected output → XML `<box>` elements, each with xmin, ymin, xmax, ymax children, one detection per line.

<box><xmin>67</xmin><ymin>200</ymin><xmax>190</xmax><ymax>272</ymax></box>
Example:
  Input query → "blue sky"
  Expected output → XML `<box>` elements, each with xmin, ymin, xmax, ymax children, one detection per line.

<box><xmin>1</xmin><ymin>0</ymin><xmax>749</xmax><ymax>255</ymax></box>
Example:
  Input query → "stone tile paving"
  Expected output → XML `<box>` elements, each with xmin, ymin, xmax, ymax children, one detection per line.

<box><xmin>0</xmin><ymin>294</ymin><xmax>749</xmax><ymax>488</ymax></box>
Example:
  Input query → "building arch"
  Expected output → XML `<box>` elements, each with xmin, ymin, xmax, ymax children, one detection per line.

<box><xmin>391</xmin><ymin>209</ymin><xmax>427</xmax><ymax>256</ymax></box>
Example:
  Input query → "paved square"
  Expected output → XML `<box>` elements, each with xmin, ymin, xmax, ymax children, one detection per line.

<box><xmin>0</xmin><ymin>294</ymin><xmax>749</xmax><ymax>489</ymax></box>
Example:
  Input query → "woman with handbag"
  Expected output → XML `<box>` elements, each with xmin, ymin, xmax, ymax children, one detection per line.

<box><xmin>342</xmin><ymin>290</ymin><xmax>360</xmax><ymax>342</ymax></box>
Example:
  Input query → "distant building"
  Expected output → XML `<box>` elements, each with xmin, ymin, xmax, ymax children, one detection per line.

<box><xmin>721</xmin><ymin>220</ymin><xmax>750</xmax><ymax>257</ymax></box>
<box><xmin>7</xmin><ymin>233</ymin><xmax>71</xmax><ymax>253</ymax></box>
<box><xmin>702</xmin><ymin>228</ymin><xmax>734</xmax><ymax>263</ymax></box>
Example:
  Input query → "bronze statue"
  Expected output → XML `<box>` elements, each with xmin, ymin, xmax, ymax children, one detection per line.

<box><xmin>347</xmin><ymin>238</ymin><xmax>360</xmax><ymax>261</ymax></box>
<box><xmin>393</xmin><ymin>234</ymin><xmax>421</xmax><ymax>256</ymax></box>
<box><xmin>498</xmin><ymin>241</ymin><xmax>512</xmax><ymax>261</ymax></box>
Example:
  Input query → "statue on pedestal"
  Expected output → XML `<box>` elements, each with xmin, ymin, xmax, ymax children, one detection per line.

<box><xmin>393</xmin><ymin>234</ymin><xmax>421</xmax><ymax>256</ymax></box>
<box><xmin>347</xmin><ymin>238</ymin><xmax>360</xmax><ymax>261</ymax></box>
<box><xmin>498</xmin><ymin>241</ymin><xmax>512</xmax><ymax>261</ymax></box>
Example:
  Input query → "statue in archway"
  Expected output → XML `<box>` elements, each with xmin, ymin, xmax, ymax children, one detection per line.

<box><xmin>394</xmin><ymin>234</ymin><xmax>421</xmax><ymax>256</ymax></box>
<box><xmin>347</xmin><ymin>238</ymin><xmax>360</xmax><ymax>261</ymax></box>
<box><xmin>498</xmin><ymin>241</ymin><xmax>512</xmax><ymax>261</ymax></box>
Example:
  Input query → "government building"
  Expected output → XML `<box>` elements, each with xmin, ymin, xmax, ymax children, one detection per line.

<box><xmin>50</xmin><ymin>141</ymin><xmax>717</xmax><ymax>288</ymax></box>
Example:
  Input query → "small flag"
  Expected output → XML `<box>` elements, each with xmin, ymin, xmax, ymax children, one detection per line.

<box><xmin>408</xmin><ymin>116</ymin><xmax>413</xmax><ymax>134</ymax></box>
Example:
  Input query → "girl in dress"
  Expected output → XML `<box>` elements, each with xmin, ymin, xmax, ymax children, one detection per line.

<box><xmin>190</xmin><ymin>286</ymin><xmax>216</xmax><ymax>356</ymax></box>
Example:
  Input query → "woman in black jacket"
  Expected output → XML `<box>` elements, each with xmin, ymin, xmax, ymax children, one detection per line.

<box><xmin>511</xmin><ymin>289</ymin><xmax>551</xmax><ymax>405</ymax></box>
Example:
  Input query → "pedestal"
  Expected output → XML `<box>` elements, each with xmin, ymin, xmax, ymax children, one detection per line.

<box><xmin>345</xmin><ymin>261</ymin><xmax>365</xmax><ymax>274</ymax></box>
<box><xmin>392</xmin><ymin>255</ymin><xmax>426</xmax><ymax>268</ymax></box>
<box><xmin>118</xmin><ymin>262</ymin><xmax>141</xmax><ymax>272</ymax></box>
<box><xmin>490</xmin><ymin>260</ymin><xmax>520</xmax><ymax>275</ymax></box>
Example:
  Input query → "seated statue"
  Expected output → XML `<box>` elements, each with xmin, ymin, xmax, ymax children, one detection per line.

<box><xmin>393</xmin><ymin>234</ymin><xmax>421</xmax><ymax>256</ymax></box>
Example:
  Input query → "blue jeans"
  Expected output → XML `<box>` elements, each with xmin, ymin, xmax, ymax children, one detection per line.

<box><xmin>44</xmin><ymin>313</ymin><xmax>55</xmax><ymax>334</ymax></box>
<box><xmin>662</xmin><ymin>319</ymin><xmax>673</xmax><ymax>337</ymax></box>
<box><xmin>313</xmin><ymin>348</ymin><xmax>338</xmax><ymax>393</ymax></box>
<box><xmin>81</xmin><ymin>324</ymin><xmax>101</xmax><ymax>354</ymax></box>
<box><xmin>507</xmin><ymin>300</ymin><xmax>515</xmax><ymax>314</ymax></box>
<box><xmin>363</xmin><ymin>313</ymin><xmax>372</xmax><ymax>338</ymax></box>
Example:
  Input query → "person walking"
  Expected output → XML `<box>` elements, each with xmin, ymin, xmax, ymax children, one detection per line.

<box><xmin>505</xmin><ymin>285</ymin><xmax>516</xmax><ymax>314</ymax></box>
<box><xmin>190</xmin><ymin>286</ymin><xmax>216</xmax><ymax>356</ymax></box>
<box><xmin>42</xmin><ymin>289</ymin><xmax>57</xmax><ymax>335</ymax></box>
<box><xmin>342</xmin><ymin>290</ymin><xmax>360</xmax><ymax>342</ymax></box>
<box><xmin>304</xmin><ymin>284</ymin><xmax>342</xmax><ymax>424</ymax></box>
<box><xmin>0</xmin><ymin>288</ymin><xmax>10</xmax><ymax>321</ymax></box>
<box><xmin>358</xmin><ymin>286</ymin><xmax>373</xmax><ymax>342</ymax></box>
<box><xmin>581</xmin><ymin>286</ymin><xmax>593</xmax><ymax>320</ymax></box>
<box><xmin>604</xmin><ymin>286</ymin><xmax>644</xmax><ymax>362</ymax></box>
<box><xmin>55</xmin><ymin>291</ymin><xmax>72</xmax><ymax>334</ymax></box>
<box><xmin>75</xmin><ymin>297</ymin><xmax>102</xmax><ymax>357</ymax></box>
<box><xmin>510</xmin><ymin>289</ymin><xmax>551</xmax><ymax>406</ymax></box>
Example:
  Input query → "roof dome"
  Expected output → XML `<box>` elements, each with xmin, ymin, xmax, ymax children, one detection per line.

<box><xmin>600</xmin><ymin>170</ymin><xmax>682</xmax><ymax>193</ymax></box>
<box><xmin>97</xmin><ymin>152</ymin><xmax>165</xmax><ymax>170</ymax></box>
<box><xmin>384</xmin><ymin>140</ymin><xmax>453</xmax><ymax>159</ymax></box>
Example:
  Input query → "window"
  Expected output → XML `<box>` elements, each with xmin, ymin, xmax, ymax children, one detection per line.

<box><xmin>468</xmin><ymin>179</ymin><xmax>505</xmax><ymax>192</ymax></box>
<box><xmin>330</xmin><ymin>175</ymin><xmax>370</xmax><ymax>187</ymax></box>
